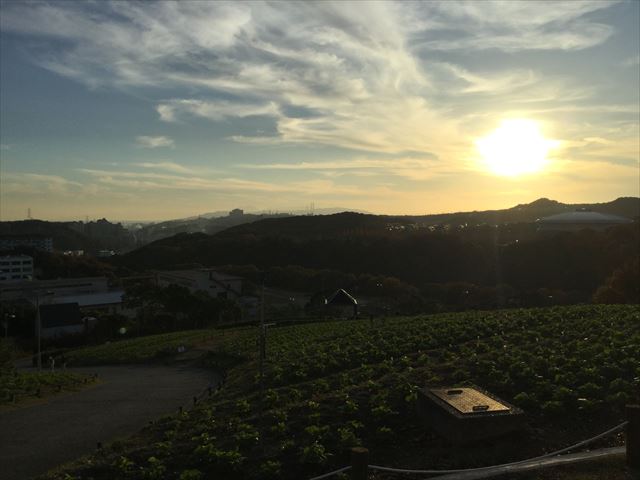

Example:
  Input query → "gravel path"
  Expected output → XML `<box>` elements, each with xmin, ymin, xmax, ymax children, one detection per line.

<box><xmin>0</xmin><ymin>365</ymin><xmax>217</xmax><ymax>480</ymax></box>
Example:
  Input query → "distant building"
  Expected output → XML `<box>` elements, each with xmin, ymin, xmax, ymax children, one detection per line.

<box><xmin>1</xmin><ymin>276</ymin><xmax>125</xmax><ymax>337</ymax></box>
<box><xmin>229</xmin><ymin>208</ymin><xmax>244</xmax><ymax>217</ymax></box>
<box><xmin>155</xmin><ymin>269</ymin><xmax>242</xmax><ymax>299</ymax></box>
<box><xmin>536</xmin><ymin>211</ymin><xmax>633</xmax><ymax>232</ymax></box>
<box><xmin>0</xmin><ymin>235</ymin><xmax>53</xmax><ymax>252</ymax></box>
<box><xmin>0</xmin><ymin>255</ymin><xmax>34</xmax><ymax>282</ymax></box>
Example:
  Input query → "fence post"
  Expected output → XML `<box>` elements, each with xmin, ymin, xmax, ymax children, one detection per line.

<box><xmin>351</xmin><ymin>447</ymin><xmax>369</xmax><ymax>480</ymax></box>
<box><xmin>628</xmin><ymin>404</ymin><xmax>640</xmax><ymax>469</ymax></box>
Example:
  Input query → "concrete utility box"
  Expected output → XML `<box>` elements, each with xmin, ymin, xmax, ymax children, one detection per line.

<box><xmin>417</xmin><ymin>386</ymin><xmax>524</xmax><ymax>443</ymax></box>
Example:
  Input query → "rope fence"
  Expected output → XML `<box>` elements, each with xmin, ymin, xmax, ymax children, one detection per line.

<box><xmin>308</xmin><ymin>410</ymin><xmax>638</xmax><ymax>480</ymax></box>
<box><xmin>368</xmin><ymin>421</ymin><xmax>627</xmax><ymax>475</ymax></box>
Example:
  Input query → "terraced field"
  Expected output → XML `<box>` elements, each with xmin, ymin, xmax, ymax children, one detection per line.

<box><xmin>41</xmin><ymin>305</ymin><xmax>639</xmax><ymax>480</ymax></box>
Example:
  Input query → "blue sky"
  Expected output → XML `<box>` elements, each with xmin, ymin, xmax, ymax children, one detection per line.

<box><xmin>1</xmin><ymin>1</ymin><xmax>638</xmax><ymax>221</ymax></box>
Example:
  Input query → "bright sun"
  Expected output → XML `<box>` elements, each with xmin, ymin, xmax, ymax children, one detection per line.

<box><xmin>475</xmin><ymin>119</ymin><xmax>557</xmax><ymax>177</ymax></box>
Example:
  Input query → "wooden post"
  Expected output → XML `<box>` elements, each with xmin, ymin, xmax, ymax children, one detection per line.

<box><xmin>351</xmin><ymin>447</ymin><xmax>369</xmax><ymax>480</ymax></box>
<box><xmin>628</xmin><ymin>404</ymin><xmax>640</xmax><ymax>469</ymax></box>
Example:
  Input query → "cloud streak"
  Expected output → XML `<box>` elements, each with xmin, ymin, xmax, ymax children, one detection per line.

<box><xmin>0</xmin><ymin>1</ymin><xmax>623</xmax><ymax>157</ymax></box>
<box><xmin>135</xmin><ymin>136</ymin><xmax>175</xmax><ymax>148</ymax></box>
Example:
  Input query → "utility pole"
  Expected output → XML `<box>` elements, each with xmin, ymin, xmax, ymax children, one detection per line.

<box><xmin>35</xmin><ymin>293</ymin><xmax>42</xmax><ymax>370</ymax></box>
<box><xmin>258</xmin><ymin>271</ymin><xmax>267</xmax><ymax>451</ymax></box>
<box><xmin>259</xmin><ymin>272</ymin><xmax>266</xmax><ymax>392</ymax></box>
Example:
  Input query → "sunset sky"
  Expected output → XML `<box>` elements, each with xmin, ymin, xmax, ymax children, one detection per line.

<box><xmin>1</xmin><ymin>1</ymin><xmax>638</xmax><ymax>221</ymax></box>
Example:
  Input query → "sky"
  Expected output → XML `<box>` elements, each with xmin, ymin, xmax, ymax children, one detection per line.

<box><xmin>0</xmin><ymin>0</ymin><xmax>638</xmax><ymax>222</ymax></box>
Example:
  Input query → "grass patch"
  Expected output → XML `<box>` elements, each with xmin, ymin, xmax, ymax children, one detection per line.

<box><xmin>1</xmin><ymin>369</ymin><xmax>94</xmax><ymax>406</ymax></box>
<box><xmin>65</xmin><ymin>329</ymin><xmax>217</xmax><ymax>365</ymax></box>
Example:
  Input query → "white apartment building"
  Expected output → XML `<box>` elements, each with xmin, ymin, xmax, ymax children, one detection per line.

<box><xmin>0</xmin><ymin>255</ymin><xmax>34</xmax><ymax>282</ymax></box>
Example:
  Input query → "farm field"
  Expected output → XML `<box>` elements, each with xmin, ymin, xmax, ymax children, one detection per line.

<box><xmin>39</xmin><ymin>304</ymin><xmax>639</xmax><ymax>480</ymax></box>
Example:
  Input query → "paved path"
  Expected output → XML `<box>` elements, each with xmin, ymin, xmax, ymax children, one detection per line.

<box><xmin>0</xmin><ymin>365</ymin><xmax>217</xmax><ymax>480</ymax></box>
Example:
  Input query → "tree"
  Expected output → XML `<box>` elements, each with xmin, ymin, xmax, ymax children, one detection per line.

<box><xmin>593</xmin><ymin>256</ymin><xmax>640</xmax><ymax>304</ymax></box>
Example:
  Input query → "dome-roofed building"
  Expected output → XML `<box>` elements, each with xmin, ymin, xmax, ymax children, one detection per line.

<box><xmin>537</xmin><ymin>210</ymin><xmax>633</xmax><ymax>232</ymax></box>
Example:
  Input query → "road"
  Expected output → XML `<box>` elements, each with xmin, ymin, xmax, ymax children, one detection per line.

<box><xmin>0</xmin><ymin>364</ymin><xmax>216</xmax><ymax>480</ymax></box>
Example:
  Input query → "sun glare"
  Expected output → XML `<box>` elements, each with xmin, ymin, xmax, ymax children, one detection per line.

<box><xmin>475</xmin><ymin>119</ymin><xmax>557</xmax><ymax>177</ymax></box>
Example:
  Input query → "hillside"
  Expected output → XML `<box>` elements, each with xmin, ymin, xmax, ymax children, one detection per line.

<box><xmin>216</xmin><ymin>197</ymin><xmax>640</xmax><ymax>238</ymax></box>
<box><xmin>133</xmin><ymin>212</ymin><xmax>292</xmax><ymax>245</ymax></box>
<box><xmin>129</xmin><ymin>197</ymin><xmax>638</xmax><ymax>245</ymax></box>
<box><xmin>116</xmin><ymin>198</ymin><xmax>640</xmax><ymax>309</ymax></box>
<box><xmin>41</xmin><ymin>304</ymin><xmax>640</xmax><ymax>480</ymax></box>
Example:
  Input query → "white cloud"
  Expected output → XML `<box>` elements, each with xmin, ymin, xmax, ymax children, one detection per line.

<box><xmin>410</xmin><ymin>1</ymin><xmax>616</xmax><ymax>52</ymax></box>
<box><xmin>0</xmin><ymin>1</ymin><xmax>623</xmax><ymax>159</ymax></box>
<box><xmin>76</xmin><ymin>166</ymin><xmax>381</xmax><ymax>197</ymax></box>
<box><xmin>0</xmin><ymin>172</ymin><xmax>83</xmax><ymax>196</ymax></box>
<box><xmin>135</xmin><ymin>161</ymin><xmax>193</xmax><ymax>174</ymax></box>
<box><xmin>157</xmin><ymin>100</ymin><xmax>279</xmax><ymax>123</ymax></box>
<box><xmin>135</xmin><ymin>136</ymin><xmax>175</xmax><ymax>148</ymax></box>
<box><xmin>239</xmin><ymin>157</ymin><xmax>451</xmax><ymax>181</ymax></box>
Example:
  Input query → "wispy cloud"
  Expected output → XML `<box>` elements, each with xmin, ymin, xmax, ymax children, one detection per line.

<box><xmin>0</xmin><ymin>1</ymin><xmax>623</xmax><ymax>157</ymax></box>
<box><xmin>157</xmin><ymin>100</ymin><xmax>279</xmax><ymax>123</ymax></box>
<box><xmin>135</xmin><ymin>136</ymin><xmax>174</xmax><ymax>148</ymax></box>
<box><xmin>78</xmin><ymin>167</ymin><xmax>371</xmax><ymax>195</ymax></box>
<box><xmin>1</xmin><ymin>172</ymin><xmax>85</xmax><ymax>196</ymax></box>
<box><xmin>0</xmin><ymin>0</ymin><xmax>636</xmax><ymax>220</ymax></box>
<box><xmin>135</xmin><ymin>161</ymin><xmax>193</xmax><ymax>174</ymax></box>
<box><xmin>238</xmin><ymin>157</ymin><xmax>454</xmax><ymax>181</ymax></box>
<box><xmin>409</xmin><ymin>1</ymin><xmax>616</xmax><ymax>52</ymax></box>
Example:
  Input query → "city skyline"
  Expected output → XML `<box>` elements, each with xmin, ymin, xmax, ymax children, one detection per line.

<box><xmin>1</xmin><ymin>1</ymin><xmax>639</xmax><ymax>221</ymax></box>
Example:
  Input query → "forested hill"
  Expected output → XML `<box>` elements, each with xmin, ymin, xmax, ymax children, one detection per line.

<box><xmin>115</xmin><ymin>198</ymin><xmax>639</xmax><ymax>306</ymax></box>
